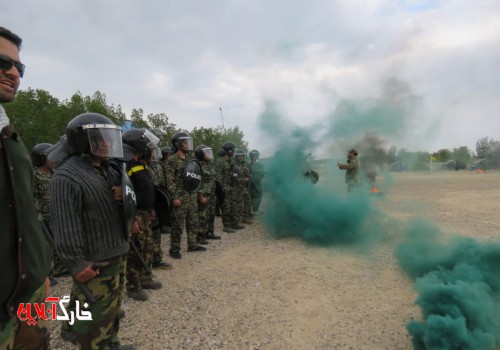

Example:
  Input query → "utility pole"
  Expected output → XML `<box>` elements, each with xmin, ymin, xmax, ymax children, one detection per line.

<box><xmin>219</xmin><ymin>107</ymin><xmax>225</xmax><ymax>129</ymax></box>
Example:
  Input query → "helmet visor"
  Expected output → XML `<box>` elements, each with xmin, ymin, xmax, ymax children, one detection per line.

<box><xmin>143</xmin><ymin>129</ymin><xmax>160</xmax><ymax>146</ymax></box>
<box><xmin>150</xmin><ymin>146</ymin><xmax>161</xmax><ymax>161</ymax></box>
<box><xmin>202</xmin><ymin>147</ymin><xmax>214</xmax><ymax>161</ymax></box>
<box><xmin>85</xmin><ymin>124</ymin><xmax>124</xmax><ymax>159</ymax></box>
<box><xmin>179</xmin><ymin>136</ymin><xmax>193</xmax><ymax>151</ymax></box>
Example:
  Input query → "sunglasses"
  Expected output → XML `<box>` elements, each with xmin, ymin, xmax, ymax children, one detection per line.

<box><xmin>0</xmin><ymin>54</ymin><xmax>25</xmax><ymax>78</ymax></box>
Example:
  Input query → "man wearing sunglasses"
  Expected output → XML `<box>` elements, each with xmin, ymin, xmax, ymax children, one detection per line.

<box><xmin>0</xmin><ymin>27</ymin><xmax>51</xmax><ymax>349</ymax></box>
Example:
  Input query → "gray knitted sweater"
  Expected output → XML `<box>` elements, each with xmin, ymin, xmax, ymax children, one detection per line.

<box><xmin>49</xmin><ymin>154</ymin><xmax>129</xmax><ymax>275</ymax></box>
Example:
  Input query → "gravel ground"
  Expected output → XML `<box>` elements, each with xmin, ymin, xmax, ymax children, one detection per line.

<box><xmin>48</xmin><ymin>170</ymin><xmax>500</xmax><ymax>350</ymax></box>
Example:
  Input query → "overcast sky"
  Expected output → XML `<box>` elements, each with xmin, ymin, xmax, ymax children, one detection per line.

<box><xmin>2</xmin><ymin>0</ymin><xmax>499</xmax><ymax>157</ymax></box>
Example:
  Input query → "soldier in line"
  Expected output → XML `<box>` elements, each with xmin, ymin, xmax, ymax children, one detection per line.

<box><xmin>122</xmin><ymin>128</ymin><xmax>164</xmax><ymax>302</ymax></box>
<box><xmin>50</xmin><ymin>113</ymin><xmax>134</xmax><ymax>349</ymax></box>
<box><xmin>147</xmin><ymin>147</ymin><xmax>173</xmax><ymax>270</ymax></box>
<box><xmin>233</xmin><ymin>149</ymin><xmax>252</xmax><ymax>225</ymax></box>
<box><xmin>216</xmin><ymin>142</ymin><xmax>244</xmax><ymax>232</ymax></box>
<box><xmin>337</xmin><ymin>148</ymin><xmax>360</xmax><ymax>193</ymax></box>
<box><xmin>0</xmin><ymin>26</ymin><xmax>51</xmax><ymax>350</ymax></box>
<box><xmin>166</xmin><ymin>132</ymin><xmax>206</xmax><ymax>259</ymax></box>
<box><xmin>195</xmin><ymin>145</ymin><xmax>221</xmax><ymax>242</ymax></box>
<box><xmin>31</xmin><ymin>143</ymin><xmax>69</xmax><ymax>286</ymax></box>
<box><xmin>249</xmin><ymin>149</ymin><xmax>264</xmax><ymax>215</ymax></box>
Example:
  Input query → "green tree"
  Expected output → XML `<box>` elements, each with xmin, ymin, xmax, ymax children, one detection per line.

<box><xmin>146</xmin><ymin>113</ymin><xmax>177</xmax><ymax>147</ymax></box>
<box><xmin>435</xmin><ymin>149</ymin><xmax>451</xmax><ymax>162</ymax></box>
<box><xmin>451</xmin><ymin>146</ymin><xmax>472</xmax><ymax>165</ymax></box>
<box><xmin>190</xmin><ymin>125</ymin><xmax>248</xmax><ymax>154</ymax></box>
<box><xmin>4</xmin><ymin>88</ymin><xmax>64</xmax><ymax>149</ymax></box>
<box><xmin>476</xmin><ymin>137</ymin><xmax>495</xmax><ymax>159</ymax></box>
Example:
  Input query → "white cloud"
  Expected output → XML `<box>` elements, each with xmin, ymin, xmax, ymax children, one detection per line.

<box><xmin>1</xmin><ymin>0</ymin><xmax>499</xmax><ymax>154</ymax></box>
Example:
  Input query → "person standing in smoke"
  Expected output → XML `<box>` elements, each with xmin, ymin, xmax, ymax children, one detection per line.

<box><xmin>337</xmin><ymin>148</ymin><xmax>360</xmax><ymax>192</ymax></box>
<box><xmin>165</xmin><ymin>132</ymin><xmax>206</xmax><ymax>259</ymax></box>
<box><xmin>249</xmin><ymin>149</ymin><xmax>264</xmax><ymax>214</ymax></box>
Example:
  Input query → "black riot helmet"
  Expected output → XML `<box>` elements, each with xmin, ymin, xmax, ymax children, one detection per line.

<box><xmin>122</xmin><ymin>128</ymin><xmax>150</xmax><ymax>157</ymax></box>
<box><xmin>122</xmin><ymin>128</ymin><xmax>159</xmax><ymax>160</ymax></box>
<box><xmin>194</xmin><ymin>145</ymin><xmax>214</xmax><ymax>162</ymax></box>
<box><xmin>66</xmin><ymin>113</ymin><xmax>123</xmax><ymax>158</ymax></box>
<box><xmin>161</xmin><ymin>146</ymin><xmax>174</xmax><ymax>159</ymax></box>
<box><xmin>31</xmin><ymin>143</ymin><xmax>53</xmax><ymax>167</ymax></box>
<box><xmin>172</xmin><ymin>132</ymin><xmax>193</xmax><ymax>153</ymax></box>
<box><xmin>221</xmin><ymin>141</ymin><xmax>236</xmax><ymax>157</ymax></box>
<box><xmin>249</xmin><ymin>149</ymin><xmax>260</xmax><ymax>161</ymax></box>
<box><xmin>233</xmin><ymin>148</ymin><xmax>247</xmax><ymax>163</ymax></box>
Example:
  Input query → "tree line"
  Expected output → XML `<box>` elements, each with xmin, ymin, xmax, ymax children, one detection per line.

<box><xmin>3</xmin><ymin>88</ymin><xmax>248</xmax><ymax>153</ymax></box>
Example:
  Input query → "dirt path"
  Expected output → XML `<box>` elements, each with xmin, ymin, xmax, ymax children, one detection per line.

<box><xmin>50</xmin><ymin>170</ymin><xmax>500</xmax><ymax>349</ymax></box>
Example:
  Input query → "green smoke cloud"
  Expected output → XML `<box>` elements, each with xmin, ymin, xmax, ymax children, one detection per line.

<box><xmin>258</xmin><ymin>101</ymin><xmax>382</xmax><ymax>247</ymax></box>
<box><xmin>395</xmin><ymin>219</ymin><xmax>500</xmax><ymax>349</ymax></box>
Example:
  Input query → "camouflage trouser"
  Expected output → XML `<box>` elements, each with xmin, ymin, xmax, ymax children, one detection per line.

<box><xmin>198</xmin><ymin>194</ymin><xmax>216</xmax><ymax>235</ymax></box>
<box><xmin>151</xmin><ymin>217</ymin><xmax>163</xmax><ymax>266</ymax></box>
<box><xmin>243</xmin><ymin>189</ymin><xmax>252</xmax><ymax>220</ymax></box>
<box><xmin>71</xmin><ymin>254</ymin><xmax>127</xmax><ymax>350</ymax></box>
<box><xmin>232</xmin><ymin>186</ymin><xmax>246</xmax><ymax>225</ymax></box>
<box><xmin>126</xmin><ymin>211</ymin><xmax>155</xmax><ymax>290</ymax></box>
<box><xmin>52</xmin><ymin>250</ymin><xmax>68</xmax><ymax>276</ymax></box>
<box><xmin>0</xmin><ymin>283</ymin><xmax>50</xmax><ymax>350</ymax></box>
<box><xmin>170</xmin><ymin>193</ymin><xmax>199</xmax><ymax>253</ymax></box>
<box><xmin>249</xmin><ymin>181</ymin><xmax>263</xmax><ymax>212</ymax></box>
<box><xmin>220</xmin><ymin>185</ymin><xmax>233</xmax><ymax>227</ymax></box>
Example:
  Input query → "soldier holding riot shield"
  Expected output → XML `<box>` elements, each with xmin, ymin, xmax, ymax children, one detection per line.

<box><xmin>165</xmin><ymin>132</ymin><xmax>206</xmax><ymax>259</ymax></box>
<box><xmin>121</xmin><ymin>128</ymin><xmax>164</xmax><ymax>302</ymax></box>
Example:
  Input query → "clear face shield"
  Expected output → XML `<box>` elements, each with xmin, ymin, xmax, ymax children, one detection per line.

<box><xmin>143</xmin><ymin>129</ymin><xmax>160</xmax><ymax>146</ymax></box>
<box><xmin>203</xmin><ymin>147</ymin><xmax>214</xmax><ymax>162</ymax></box>
<box><xmin>232</xmin><ymin>148</ymin><xmax>246</xmax><ymax>164</ymax></box>
<box><xmin>179</xmin><ymin>136</ymin><xmax>193</xmax><ymax>151</ymax></box>
<box><xmin>85</xmin><ymin>124</ymin><xmax>124</xmax><ymax>159</ymax></box>
<box><xmin>149</xmin><ymin>146</ymin><xmax>162</xmax><ymax>162</ymax></box>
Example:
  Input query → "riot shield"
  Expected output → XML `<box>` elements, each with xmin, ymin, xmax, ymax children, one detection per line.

<box><xmin>183</xmin><ymin>159</ymin><xmax>202</xmax><ymax>193</ymax></box>
<box><xmin>154</xmin><ymin>186</ymin><xmax>172</xmax><ymax>228</ymax></box>
<box><xmin>304</xmin><ymin>169</ymin><xmax>319</xmax><ymax>184</ymax></box>
<box><xmin>215</xmin><ymin>180</ymin><xmax>225</xmax><ymax>206</ymax></box>
<box><xmin>121</xmin><ymin>162</ymin><xmax>137</xmax><ymax>238</ymax></box>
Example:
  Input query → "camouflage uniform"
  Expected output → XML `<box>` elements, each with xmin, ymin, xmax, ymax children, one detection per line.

<box><xmin>339</xmin><ymin>157</ymin><xmax>360</xmax><ymax>192</ymax></box>
<box><xmin>147</xmin><ymin>162</ymin><xmax>164</xmax><ymax>267</ymax></box>
<box><xmin>71</xmin><ymin>255</ymin><xmax>127</xmax><ymax>350</ymax></box>
<box><xmin>198</xmin><ymin>161</ymin><xmax>217</xmax><ymax>236</ymax></box>
<box><xmin>125</xmin><ymin>162</ymin><xmax>156</xmax><ymax>291</ymax></box>
<box><xmin>232</xmin><ymin>159</ymin><xmax>250</xmax><ymax>224</ymax></box>
<box><xmin>216</xmin><ymin>157</ymin><xmax>237</xmax><ymax>227</ymax></box>
<box><xmin>33</xmin><ymin>168</ymin><xmax>51</xmax><ymax>223</ymax></box>
<box><xmin>249</xmin><ymin>161</ymin><xmax>264</xmax><ymax>212</ymax></box>
<box><xmin>0</xmin><ymin>283</ymin><xmax>49</xmax><ymax>350</ymax></box>
<box><xmin>33</xmin><ymin>168</ymin><xmax>67</xmax><ymax>276</ymax></box>
<box><xmin>166</xmin><ymin>153</ymin><xmax>199</xmax><ymax>253</ymax></box>
<box><xmin>127</xmin><ymin>211</ymin><xmax>155</xmax><ymax>290</ymax></box>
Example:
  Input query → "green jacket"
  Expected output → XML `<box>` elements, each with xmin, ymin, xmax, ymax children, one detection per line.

<box><xmin>0</xmin><ymin>125</ymin><xmax>51</xmax><ymax>321</ymax></box>
<box><xmin>339</xmin><ymin>158</ymin><xmax>360</xmax><ymax>185</ymax></box>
